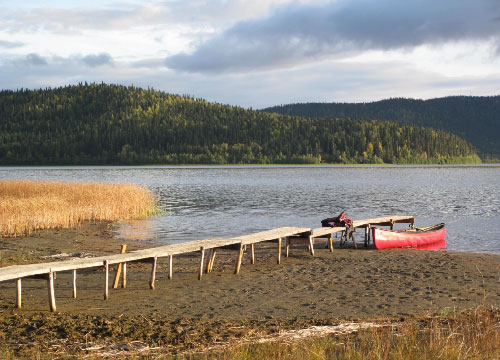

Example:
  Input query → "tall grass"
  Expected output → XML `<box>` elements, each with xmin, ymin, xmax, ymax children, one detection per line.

<box><xmin>209</xmin><ymin>307</ymin><xmax>500</xmax><ymax>360</ymax></box>
<box><xmin>0</xmin><ymin>180</ymin><xmax>157</xmax><ymax>237</ymax></box>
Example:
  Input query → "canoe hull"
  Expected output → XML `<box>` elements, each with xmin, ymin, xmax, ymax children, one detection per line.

<box><xmin>372</xmin><ymin>223</ymin><xmax>446</xmax><ymax>250</ymax></box>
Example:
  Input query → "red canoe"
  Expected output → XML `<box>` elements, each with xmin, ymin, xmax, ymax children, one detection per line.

<box><xmin>372</xmin><ymin>223</ymin><xmax>446</xmax><ymax>250</ymax></box>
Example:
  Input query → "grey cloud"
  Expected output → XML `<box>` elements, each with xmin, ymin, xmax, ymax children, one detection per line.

<box><xmin>165</xmin><ymin>0</ymin><xmax>500</xmax><ymax>73</ymax></box>
<box><xmin>24</xmin><ymin>53</ymin><xmax>48</xmax><ymax>66</ymax></box>
<box><xmin>81</xmin><ymin>53</ymin><xmax>113</xmax><ymax>67</ymax></box>
<box><xmin>0</xmin><ymin>40</ymin><xmax>25</xmax><ymax>48</ymax></box>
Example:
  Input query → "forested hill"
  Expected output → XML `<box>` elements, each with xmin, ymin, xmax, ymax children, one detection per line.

<box><xmin>264</xmin><ymin>96</ymin><xmax>500</xmax><ymax>159</ymax></box>
<box><xmin>0</xmin><ymin>84</ymin><xmax>480</xmax><ymax>165</ymax></box>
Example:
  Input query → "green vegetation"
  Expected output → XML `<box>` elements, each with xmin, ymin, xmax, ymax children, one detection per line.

<box><xmin>265</xmin><ymin>96</ymin><xmax>500</xmax><ymax>160</ymax></box>
<box><xmin>0</xmin><ymin>84</ymin><xmax>480</xmax><ymax>165</ymax></box>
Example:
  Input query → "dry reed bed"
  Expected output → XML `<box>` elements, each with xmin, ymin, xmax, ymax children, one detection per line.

<box><xmin>0</xmin><ymin>180</ymin><xmax>157</xmax><ymax>237</ymax></box>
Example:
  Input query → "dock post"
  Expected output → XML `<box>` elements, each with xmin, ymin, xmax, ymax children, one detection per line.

<box><xmin>207</xmin><ymin>249</ymin><xmax>217</xmax><ymax>273</ymax></box>
<box><xmin>122</xmin><ymin>262</ymin><xmax>127</xmax><ymax>288</ymax></box>
<box><xmin>150</xmin><ymin>257</ymin><xmax>157</xmax><ymax>289</ymax></box>
<box><xmin>16</xmin><ymin>278</ymin><xmax>21</xmax><ymax>309</ymax></box>
<box><xmin>349</xmin><ymin>228</ymin><xmax>357</xmax><ymax>249</ymax></box>
<box><xmin>205</xmin><ymin>249</ymin><xmax>213</xmax><ymax>273</ymax></box>
<box><xmin>235</xmin><ymin>243</ymin><xmax>244</xmax><ymax>274</ymax></box>
<box><xmin>104</xmin><ymin>260</ymin><xmax>109</xmax><ymax>300</ymax></box>
<box><xmin>308</xmin><ymin>235</ymin><xmax>315</xmax><ymax>256</ymax></box>
<box><xmin>329</xmin><ymin>233</ymin><xmax>334</xmax><ymax>252</ymax></box>
<box><xmin>47</xmin><ymin>271</ymin><xmax>56</xmax><ymax>312</ymax></box>
<box><xmin>251</xmin><ymin>244</ymin><xmax>255</xmax><ymax>264</ymax></box>
<box><xmin>277</xmin><ymin>238</ymin><xmax>282</xmax><ymax>264</ymax></box>
<box><xmin>286</xmin><ymin>238</ymin><xmax>290</xmax><ymax>257</ymax></box>
<box><xmin>198</xmin><ymin>247</ymin><xmax>205</xmax><ymax>280</ymax></box>
<box><xmin>113</xmin><ymin>244</ymin><xmax>127</xmax><ymax>289</ymax></box>
<box><xmin>364</xmin><ymin>226</ymin><xmax>370</xmax><ymax>247</ymax></box>
<box><xmin>72</xmin><ymin>270</ymin><xmax>77</xmax><ymax>299</ymax></box>
<box><xmin>168</xmin><ymin>255</ymin><xmax>173</xmax><ymax>279</ymax></box>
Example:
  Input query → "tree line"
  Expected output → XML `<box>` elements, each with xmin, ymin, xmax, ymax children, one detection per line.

<box><xmin>0</xmin><ymin>84</ymin><xmax>480</xmax><ymax>165</ymax></box>
<box><xmin>265</xmin><ymin>96</ymin><xmax>500</xmax><ymax>160</ymax></box>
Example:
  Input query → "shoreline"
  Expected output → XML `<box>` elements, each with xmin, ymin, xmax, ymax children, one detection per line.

<box><xmin>2</xmin><ymin>222</ymin><xmax>500</xmax><ymax>356</ymax></box>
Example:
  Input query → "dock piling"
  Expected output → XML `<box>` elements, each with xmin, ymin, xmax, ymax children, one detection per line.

<box><xmin>277</xmin><ymin>237</ymin><xmax>282</xmax><ymax>264</ymax></box>
<box><xmin>122</xmin><ymin>262</ymin><xmax>127</xmax><ymax>288</ymax></box>
<box><xmin>168</xmin><ymin>255</ymin><xmax>173</xmax><ymax>279</ymax></box>
<box><xmin>16</xmin><ymin>278</ymin><xmax>21</xmax><ymax>309</ymax></box>
<box><xmin>104</xmin><ymin>260</ymin><xmax>109</xmax><ymax>300</ymax></box>
<box><xmin>113</xmin><ymin>244</ymin><xmax>127</xmax><ymax>289</ymax></box>
<box><xmin>308</xmin><ymin>235</ymin><xmax>315</xmax><ymax>256</ymax></box>
<box><xmin>198</xmin><ymin>247</ymin><xmax>205</xmax><ymax>280</ymax></box>
<box><xmin>72</xmin><ymin>270</ymin><xmax>77</xmax><ymax>299</ymax></box>
<box><xmin>47</xmin><ymin>271</ymin><xmax>56</xmax><ymax>312</ymax></box>
<box><xmin>235</xmin><ymin>243</ymin><xmax>244</xmax><ymax>274</ymax></box>
<box><xmin>206</xmin><ymin>249</ymin><xmax>217</xmax><ymax>273</ymax></box>
<box><xmin>150</xmin><ymin>257</ymin><xmax>157</xmax><ymax>289</ymax></box>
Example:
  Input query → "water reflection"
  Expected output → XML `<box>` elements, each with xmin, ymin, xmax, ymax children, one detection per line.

<box><xmin>117</xmin><ymin>219</ymin><xmax>157</xmax><ymax>242</ymax></box>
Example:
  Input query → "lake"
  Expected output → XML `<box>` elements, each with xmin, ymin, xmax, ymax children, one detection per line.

<box><xmin>1</xmin><ymin>165</ymin><xmax>499</xmax><ymax>253</ymax></box>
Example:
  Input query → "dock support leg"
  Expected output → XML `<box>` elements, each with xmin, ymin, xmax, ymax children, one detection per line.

<box><xmin>113</xmin><ymin>244</ymin><xmax>127</xmax><ymax>289</ymax></box>
<box><xmin>122</xmin><ymin>263</ymin><xmax>127</xmax><ymax>288</ymax></box>
<box><xmin>277</xmin><ymin>238</ymin><xmax>282</xmax><ymax>265</ymax></box>
<box><xmin>199</xmin><ymin>247</ymin><xmax>205</xmax><ymax>280</ymax></box>
<box><xmin>364</xmin><ymin>227</ymin><xmax>369</xmax><ymax>247</ymax></box>
<box><xmin>329</xmin><ymin>233</ymin><xmax>334</xmax><ymax>252</ymax></box>
<box><xmin>207</xmin><ymin>249</ymin><xmax>217</xmax><ymax>273</ymax></box>
<box><xmin>72</xmin><ymin>270</ymin><xmax>77</xmax><ymax>299</ymax></box>
<box><xmin>235</xmin><ymin>243</ymin><xmax>244</xmax><ymax>274</ymax></box>
<box><xmin>286</xmin><ymin>238</ymin><xmax>290</xmax><ymax>257</ymax></box>
<box><xmin>250</xmin><ymin>244</ymin><xmax>255</xmax><ymax>264</ymax></box>
<box><xmin>168</xmin><ymin>255</ymin><xmax>173</xmax><ymax>279</ymax></box>
<box><xmin>350</xmin><ymin>228</ymin><xmax>357</xmax><ymax>249</ymax></box>
<box><xmin>16</xmin><ymin>279</ymin><xmax>21</xmax><ymax>309</ymax></box>
<box><xmin>309</xmin><ymin>235</ymin><xmax>315</xmax><ymax>256</ymax></box>
<box><xmin>150</xmin><ymin>257</ymin><xmax>157</xmax><ymax>289</ymax></box>
<box><xmin>104</xmin><ymin>260</ymin><xmax>109</xmax><ymax>300</ymax></box>
<box><xmin>47</xmin><ymin>272</ymin><xmax>56</xmax><ymax>312</ymax></box>
<box><xmin>205</xmin><ymin>249</ymin><xmax>212</xmax><ymax>273</ymax></box>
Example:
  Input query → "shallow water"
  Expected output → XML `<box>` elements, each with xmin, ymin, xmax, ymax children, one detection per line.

<box><xmin>1</xmin><ymin>165</ymin><xmax>499</xmax><ymax>253</ymax></box>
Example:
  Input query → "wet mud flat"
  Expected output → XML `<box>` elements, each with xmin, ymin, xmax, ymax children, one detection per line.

<box><xmin>1</xmin><ymin>223</ymin><xmax>500</xmax><ymax>357</ymax></box>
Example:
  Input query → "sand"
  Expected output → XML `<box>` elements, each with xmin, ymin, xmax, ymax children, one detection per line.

<box><xmin>1</xmin><ymin>222</ymin><xmax>500</xmax><ymax>356</ymax></box>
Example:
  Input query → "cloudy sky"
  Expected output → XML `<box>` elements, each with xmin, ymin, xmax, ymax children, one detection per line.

<box><xmin>1</xmin><ymin>0</ymin><xmax>499</xmax><ymax>108</ymax></box>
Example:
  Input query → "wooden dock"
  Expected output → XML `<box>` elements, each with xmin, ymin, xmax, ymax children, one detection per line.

<box><xmin>0</xmin><ymin>216</ymin><xmax>414</xmax><ymax>311</ymax></box>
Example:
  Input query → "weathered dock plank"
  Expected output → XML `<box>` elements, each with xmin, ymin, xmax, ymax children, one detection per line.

<box><xmin>231</xmin><ymin>227</ymin><xmax>311</xmax><ymax>245</ymax></box>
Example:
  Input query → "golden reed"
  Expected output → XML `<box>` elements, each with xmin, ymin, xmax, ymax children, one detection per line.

<box><xmin>0</xmin><ymin>180</ymin><xmax>157</xmax><ymax>237</ymax></box>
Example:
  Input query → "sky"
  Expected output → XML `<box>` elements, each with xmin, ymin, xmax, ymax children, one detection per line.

<box><xmin>1</xmin><ymin>0</ymin><xmax>500</xmax><ymax>108</ymax></box>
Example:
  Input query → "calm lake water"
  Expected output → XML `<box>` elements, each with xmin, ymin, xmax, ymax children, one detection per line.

<box><xmin>1</xmin><ymin>165</ymin><xmax>500</xmax><ymax>254</ymax></box>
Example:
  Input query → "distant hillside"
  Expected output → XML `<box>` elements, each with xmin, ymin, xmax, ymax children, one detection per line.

<box><xmin>264</xmin><ymin>96</ymin><xmax>500</xmax><ymax>160</ymax></box>
<box><xmin>0</xmin><ymin>84</ymin><xmax>480</xmax><ymax>165</ymax></box>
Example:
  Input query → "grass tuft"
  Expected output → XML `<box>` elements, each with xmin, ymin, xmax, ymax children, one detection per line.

<box><xmin>0</xmin><ymin>180</ymin><xmax>158</xmax><ymax>237</ymax></box>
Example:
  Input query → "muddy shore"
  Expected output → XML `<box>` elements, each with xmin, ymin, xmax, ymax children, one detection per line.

<box><xmin>1</xmin><ymin>222</ymin><xmax>500</xmax><ymax>356</ymax></box>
